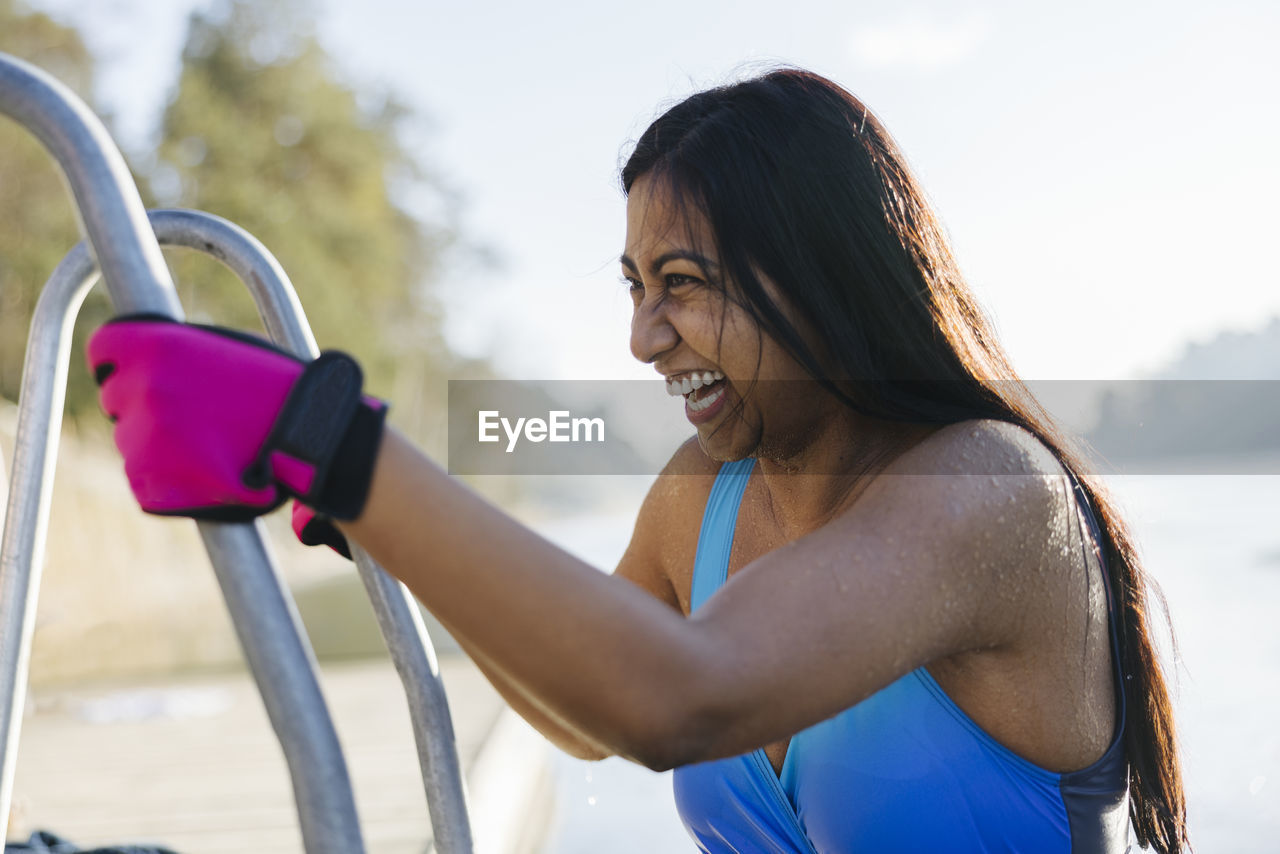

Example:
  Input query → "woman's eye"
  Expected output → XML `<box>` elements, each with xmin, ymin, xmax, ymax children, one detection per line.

<box><xmin>619</xmin><ymin>272</ymin><xmax>698</xmax><ymax>301</ymax></box>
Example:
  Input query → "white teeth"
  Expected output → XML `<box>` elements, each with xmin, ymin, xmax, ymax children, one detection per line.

<box><xmin>665</xmin><ymin>370</ymin><xmax>725</xmax><ymax>397</ymax></box>
<box><xmin>687</xmin><ymin>384</ymin><xmax>726</xmax><ymax>412</ymax></box>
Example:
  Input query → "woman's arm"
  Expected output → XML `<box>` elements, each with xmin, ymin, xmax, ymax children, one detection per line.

<box><xmin>424</xmin><ymin>460</ymin><xmax>696</xmax><ymax>762</ymax></box>
<box><xmin>441</xmin><ymin>629</ymin><xmax>612</xmax><ymax>760</ymax></box>
<box><xmin>341</xmin><ymin>421</ymin><xmax>1064</xmax><ymax>771</ymax></box>
<box><xmin>343</xmin><ymin>429</ymin><xmax>707</xmax><ymax>768</ymax></box>
<box><xmin>82</xmin><ymin>320</ymin><xmax>1052</xmax><ymax>767</ymax></box>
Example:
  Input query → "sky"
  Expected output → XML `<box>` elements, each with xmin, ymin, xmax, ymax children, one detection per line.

<box><xmin>21</xmin><ymin>0</ymin><xmax>1280</xmax><ymax>383</ymax></box>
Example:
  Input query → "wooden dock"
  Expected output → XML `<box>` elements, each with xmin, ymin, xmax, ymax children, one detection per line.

<box><xmin>7</xmin><ymin>655</ymin><xmax>554</xmax><ymax>853</ymax></box>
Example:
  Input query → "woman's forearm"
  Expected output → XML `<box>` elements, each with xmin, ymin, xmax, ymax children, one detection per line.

<box><xmin>341</xmin><ymin>429</ymin><xmax>709</xmax><ymax>766</ymax></box>
<box><xmin>432</xmin><ymin>612</ymin><xmax>612</xmax><ymax>760</ymax></box>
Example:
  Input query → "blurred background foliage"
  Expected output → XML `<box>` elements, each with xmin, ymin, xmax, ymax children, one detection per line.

<box><xmin>0</xmin><ymin>0</ymin><xmax>484</xmax><ymax>447</ymax></box>
<box><xmin>0</xmin><ymin>0</ymin><xmax>99</xmax><ymax>415</ymax></box>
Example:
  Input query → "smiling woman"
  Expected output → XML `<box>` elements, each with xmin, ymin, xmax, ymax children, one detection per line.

<box><xmin>86</xmin><ymin>68</ymin><xmax>1188</xmax><ymax>853</ymax></box>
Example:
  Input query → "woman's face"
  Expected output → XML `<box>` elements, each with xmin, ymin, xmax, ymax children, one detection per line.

<box><xmin>622</xmin><ymin>174</ymin><xmax>823</xmax><ymax>461</ymax></box>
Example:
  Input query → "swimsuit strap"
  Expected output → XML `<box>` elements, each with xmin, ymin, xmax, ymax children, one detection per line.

<box><xmin>689</xmin><ymin>458</ymin><xmax>755</xmax><ymax>613</ymax></box>
<box><xmin>1065</xmin><ymin>467</ymin><xmax>1128</xmax><ymax>727</ymax></box>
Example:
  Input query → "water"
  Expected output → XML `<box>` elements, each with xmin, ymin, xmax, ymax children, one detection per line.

<box><xmin>1104</xmin><ymin>474</ymin><xmax>1280</xmax><ymax>851</ymax></box>
<box><xmin>531</xmin><ymin>473</ymin><xmax>1280</xmax><ymax>852</ymax></box>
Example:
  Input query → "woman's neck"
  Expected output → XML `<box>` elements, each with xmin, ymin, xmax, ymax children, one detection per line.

<box><xmin>752</xmin><ymin>407</ymin><xmax>939</xmax><ymax>539</ymax></box>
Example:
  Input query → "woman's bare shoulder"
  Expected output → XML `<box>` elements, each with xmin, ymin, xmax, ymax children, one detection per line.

<box><xmin>849</xmin><ymin>418</ymin><xmax>1078</xmax><ymax>640</ymax></box>
<box><xmin>884</xmin><ymin>418</ymin><xmax>1066</xmax><ymax>479</ymax></box>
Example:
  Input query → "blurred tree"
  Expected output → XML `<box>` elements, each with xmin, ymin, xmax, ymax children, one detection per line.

<box><xmin>150</xmin><ymin>0</ymin><xmax>467</xmax><ymax>445</ymax></box>
<box><xmin>1</xmin><ymin>0</ymin><xmax>481</xmax><ymax>444</ymax></box>
<box><xmin>0</xmin><ymin>0</ymin><xmax>111</xmax><ymax>416</ymax></box>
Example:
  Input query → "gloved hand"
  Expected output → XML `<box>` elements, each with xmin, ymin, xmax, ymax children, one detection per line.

<box><xmin>292</xmin><ymin>501</ymin><xmax>353</xmax><ymax>559</ymax></box>
<box><xmin>88</xmin><ymin>315</ymin><xmax>388</xmax><ymax>522</ymax></box>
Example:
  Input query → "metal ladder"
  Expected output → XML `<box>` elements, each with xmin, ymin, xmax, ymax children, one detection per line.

<box><xmin>0</xmin><ymin>51</ymin><xmax>474</xmax><ymax>853</ymax></box>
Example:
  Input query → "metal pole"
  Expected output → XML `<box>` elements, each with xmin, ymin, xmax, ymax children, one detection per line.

<box><xmin>0</xmin><ymin>244</ymin><xmax>96</xmax><ymax>846</ymax></box>
<box><xmin>152</xmin><ymin>209</ymin><xmax>475</xmax><ymax>852</ymax></box>
<box><xmin>352</xmin><ymin>544</ymin><xmax>476</xmax><ymax>854</ymax></box>
<box><xmin>0</xmin><ymin>56</ymin><xmax>177</xmax><ymax>316</ymax></box>
<box><xmin>0</xmin><ymin>54</ymin><xmax>365</xmax><ymax>851</ymax></box>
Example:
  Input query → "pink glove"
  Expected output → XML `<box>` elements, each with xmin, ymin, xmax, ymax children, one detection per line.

<box><xmin>88</xmin><ymin>315</ymin><xmax>387</xmax><ymax>522</ymax></box>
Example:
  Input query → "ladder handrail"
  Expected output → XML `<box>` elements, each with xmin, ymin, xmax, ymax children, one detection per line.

<box><xmin>1</xmin><ymin>52</ymin><xmax>411</xmax><ymax>852</ymax></box>
<box><xmin>0</xmin><ymin>242</ymin><xmax>95</xmax><ymax>848</ymax></box>
<box><xmin>149</xmin><ymin>209</ymin><xmax>475</xmax><ymax>852</ymax></box>
<box><xmin>0</xmin><ymin>46</ymin><xmax>474</xmax><ymax>849</ymax></box>
<box><xmin>0</xmin><ymin>212</ymin><xmax>367</xmax><ymax>850</ymax></box>
<box><xmin>0</xmin><ymin>55</ymin><xmax>178</xmax><ymax>317</ymax></box>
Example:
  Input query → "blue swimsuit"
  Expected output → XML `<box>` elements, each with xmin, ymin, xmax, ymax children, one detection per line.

<box><xmin>672</xmin><ymin>458</ymin><xmax>1131</xmax><ymax>853</ymax></box>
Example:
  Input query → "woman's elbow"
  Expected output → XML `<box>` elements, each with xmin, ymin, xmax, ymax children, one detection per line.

<box><xmin>628</xmin><ymin>736</ymin><xmax>702</xmax><ymax>773</ymax></box>
<box><xmin>598</xmin><ymin>631</ymin><xmax>737</xmax><ymax>771</ymax></box>
<box><xmin>614</xmin><ymin>690</ymin><xmax>729</xmax><ymax>772</ymax></box>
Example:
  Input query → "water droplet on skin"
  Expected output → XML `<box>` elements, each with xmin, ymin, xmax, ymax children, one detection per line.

<box><xmin>588</xmin><ymin>795</ymin><xmax>598</xmax><ymax>806</ymax></box>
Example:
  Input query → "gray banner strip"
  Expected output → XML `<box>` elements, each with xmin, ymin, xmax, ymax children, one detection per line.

<box><xmin>447</xmin><ymin>380</ymin><xmax>1280</xmax><ymax>475</ymax></box>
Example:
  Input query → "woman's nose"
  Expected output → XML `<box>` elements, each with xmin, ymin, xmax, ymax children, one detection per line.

<box><xmin>630</xmin><ymin>297</ymin><xmax>679</xmax><ymax>364</ymax></box>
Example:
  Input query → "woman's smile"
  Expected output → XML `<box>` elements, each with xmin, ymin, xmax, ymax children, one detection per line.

<box><xmin>684</xmin><ymin>376</ymin><xmax>728</xmax><ymax>422</ymax></box>
<box><xmin>663</xmin><ymin>369</ymin><xmax>729</xmax><ymax>422</ymax></box>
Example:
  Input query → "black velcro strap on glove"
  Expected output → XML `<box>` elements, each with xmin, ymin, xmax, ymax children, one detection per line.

<box><xmin>245</xmin><ymin>350</ymin><xmax>388</xmax><ymax>520</ymax></box>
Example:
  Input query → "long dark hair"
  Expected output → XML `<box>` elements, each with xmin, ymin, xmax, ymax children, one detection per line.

<box><xmin>623</xmin><ymin>68</ymin><xmax>1188</xmax><ymax>853</ymax></box>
